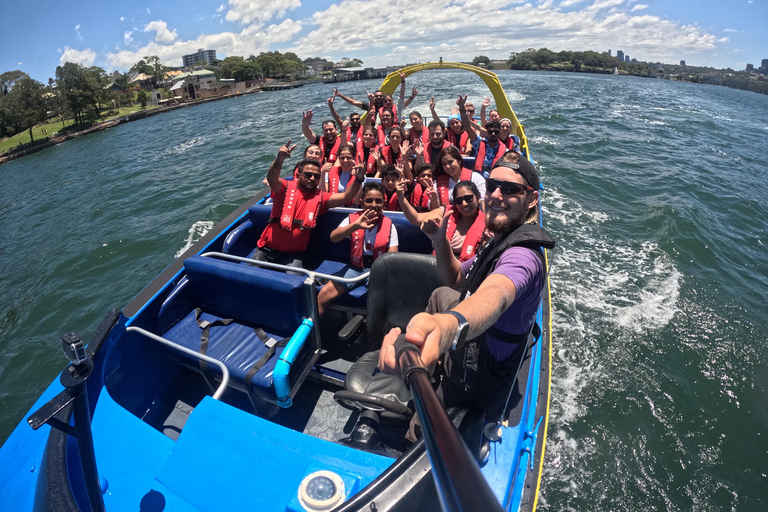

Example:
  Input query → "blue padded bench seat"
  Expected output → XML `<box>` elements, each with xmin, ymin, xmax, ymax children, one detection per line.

<box><xmin>156</xmin><ymin>255</ymin><xmax>318</xmax><ymax>407</ymax></box>
<box><xmin>221</xmin><ymin>204</ymin><xmax>433</xmax><ymax>311</ymax></box>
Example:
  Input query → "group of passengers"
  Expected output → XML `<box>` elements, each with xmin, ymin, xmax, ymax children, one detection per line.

<box><xmin>254</xmin><ymin>74</ymin><xmax>555</xmax><ymax>422</ymax></box>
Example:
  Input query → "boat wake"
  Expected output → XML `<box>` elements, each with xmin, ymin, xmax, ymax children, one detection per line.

<box><xmin>540</xmin><ymin>185</ymin><xmax>682</xmax><ymax>508</ymax></box>
<box><xmin>175</xmin><ymin>221</ymin><xmax>214</xmax><ymax>258</ymax></box>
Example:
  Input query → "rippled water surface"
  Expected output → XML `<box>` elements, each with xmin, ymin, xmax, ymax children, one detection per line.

<box><xmin>1</xmin><ymin>71</ymin><xmax>767</xmax><ymax>510</ymax></box>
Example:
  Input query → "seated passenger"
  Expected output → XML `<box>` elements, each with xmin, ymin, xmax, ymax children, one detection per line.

<box><xmin>356</xmin><ymin>127</ymin><xmax>380</xmax><ymax>177</ymax></box>
<box><xmin>429</xmin><ymin>95</ymin><xmax>471</xmax><ymax>155</ymax></box>
<box><xmin>396</xmin><ymin>178</ymin><xmax>488</xmax><ymax>262</ymax></box>
<box><xmin>316</xmin><ymin>181</ymin><xmax>399</xmax><ymax>315</ymax></box>
<box><xmin>433</xmin><ymin>145</ymin><xmax>486</xmax><ymax>207</ymax></box>
<box><xmin>302</xmin><ymin>110</ymin><xmax>341</xmax><ymax>165</ymax></box>
<box><xmin>254</xmin><ymin>140</ymin><xmax>364</xmax><ymax>268</ymax></box>
<box><xmin>262</xmin><ymin>144</ymin><xmax>322</xmax><ymax>189</ymax></box>
<box><xmin>415</xmin><ymin>119</ymin><xmax>451</xmax><ymax>166</ymax></box>
<box><xmin>332</xmin><ymin>87</ymin><xmax>416</xmax><ymax>124</ymax></box>
<box><xmin>376</xmin><ymin>108</ymin><xmax>396</xmax><ymax>147</ymax></box>
<box><xmin>407</xmin><ymin>110</ymin><xmax>430</xmax><ymax>148</ymax></box>
<box><xmin>378</xmin><ymin>126</ymin><xmax>413</xmax><ymax>181</ymax></box>
<box><xmin>408</xmin><ymin>164</ymin><xmax>440</xmax><ymax>213</ymax></box>
<box><xmin>464</xmin><ymin>114</ymin><xmax>506</xmax><ymax>179</ymax></box>
<box><xmin>323</xmin><ymin>145</ymin><xmax>359</xmax><ymax>195</ymax></box>
<box><xmin>498</xmin><ymin>118</ymin><xmax>516</xmax><ymax>151</ymax></box>
<box><xmin>380</xmin><ymin>164</ymin><xmax>403</xmax><ymax>211</ymax></box>
<box><xmin>327</xmin><ymin>96</ymin><xmax>365</xmax><ymax>146</ymax></box>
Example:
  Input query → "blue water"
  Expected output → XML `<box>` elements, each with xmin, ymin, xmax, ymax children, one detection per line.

<box><xmin>1</xmin><ymin>70</ymin><xmax>767</xmax><ymax>510</ymax></box>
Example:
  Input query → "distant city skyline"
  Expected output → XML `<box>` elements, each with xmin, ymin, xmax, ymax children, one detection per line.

<box><xmin>1</xmin><ymin>0</ymin><xmax>765</xmax><ymax>83</ymax></box>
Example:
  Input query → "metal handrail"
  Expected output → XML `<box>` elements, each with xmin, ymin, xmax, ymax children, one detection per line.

<box><xmin>126</xmin><ymin>326</ymin><xmax>230</xmax><ymax>400</ymax></box>
<box><xmin>200</xmin><ymin>252</ymin><xmax>370</xmax><ymax>284</ymax></box>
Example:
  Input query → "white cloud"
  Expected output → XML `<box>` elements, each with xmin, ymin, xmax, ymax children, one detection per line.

<box><xmin>124</xmin><ymin>31</ymin><xmax>133</xmax><ymax>43</ymax></box>
<box><xmin>120</xmin><ymin>16</ymin><xmax>125</xmax><ymax>21</ymax></box>
<box><xmin>59</xmin><ymin>47</ymin><xmax>96</xmax><ymax>67</ymax></box>
<box><xmin>225</xmin><ymin>0</ymin><xmax>301</xmax><ymax>24</ymax></box>
<box><xmin>144</xmin><ymin>20</ymin><xmax>178</xmax><ymax>43</ymax></box>
<box><xmin>106</xmin><ymin>18</ymin><xmax>302</xmax><ymax>70</ymax></box>
<box><xmin>287</xmin><ymin>0</ymin><xmax>720</xmax><ymax>67</ymax></box>
<box><xmin>147</xmin><ymin>8</ymin><xmax>151</xmax><ymax>15</ymax></box>
<box><xmin>217</xmin><ymin>4</ymin><xmax>226</xmax><ymax>13</ymax></box>
<box><xmin>560</xmin><ymin>0</ymin><xmax>586</xmax><ymax>6</ymax></box>
<box><xmin>630</xmin><ymin>4</ymin><xmax>648</xmax><ymax>11</ymax></box>
<box><xmin>723</xmin><ymin>28</ymin><xmax>737</xmax><ymax>33</ymax></box>
<box><xmin>75</xmin><ymin>24</ymin><xmax>83</xmax><ymax>41</ymax></box>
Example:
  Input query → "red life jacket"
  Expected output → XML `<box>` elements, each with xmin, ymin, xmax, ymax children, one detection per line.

<box><xmin>346</xmin><ymin>126</ymin><xmax>363</xmax><ymax>145</ymax></box>
<box><xmin>474</xmin><ymin>140</ymin><xmax>507</xmax><ymax>174</ymax></box>
<box><xmin>327</xmin><ymin>166</ymin><xmax>355</xmax><ymax>194</ymax></box>
<box><xmin>257</xmin><ymin>179</ymin><xmax>326</xmax><ymax>253</ymax></box>
<box><xmin>349</xmin><ymin>213</ymin><xmax>392</xmax><ymax>268</ymax></box>
<box><xmin>436</xmin><ymin>168</ymin><xmax>472</xmax><ymax>206</ymax></box>
<box><xmin>382</xmin><ymin>145</ymin><xmax>404</xmax><ymax>166</ymax></box>
<box><xmin>378</xmin><ymin>105</ymin><xmax>397</xmax><ymax>123</ymax></box>
<box><xmin>409</xmin><ymin>127</ymin><xmax>429</xmax><ymax>147</ymax></box>
<box><xmin>275</xmin><ymin>179</ymin><xmax>323</xmax><ymax>231</ymax></box>
<box><xmin>445</xmin><ymin>207</ymin><xmax>486</xmax><ymax>262</ymax></box>
<box><xmin>384</xmin><ymin>190</ymin><xmax>400</xmax><ymax>211</ymax></box>
<box><xmin>499</xmin><ymin>136</ymin><xmax>514</xmax><ymax>151</ymax></box>
<box><xmin>446</xmin><ymin>129</ymin><xmax>469</xmax><ymax>152</ymax></box>
<box><xmin>423</xmin><ymin>140</ymin><xmax>451</xmax><ymax>164</ymax></box>
<box><xmin>376</xmin><ymin>124</ymin><xmax>395</xmax><ymax>147</ymax></box>
<box><xmin>319</xmin><ymin>135</ymin><xmax>341</xmax><ymax>164</ymax></box>
<box><xmin>410</xmin><ymin>182</ymin><xmax>432</xmax><ymax>212</ymax></box>
<box><xmin>356</xmin><ymin>140</ymin><xmax>378</xmax><ymax>176</ymax></box>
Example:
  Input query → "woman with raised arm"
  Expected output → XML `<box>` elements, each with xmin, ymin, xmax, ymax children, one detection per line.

<box><xmin>377</xmin><ymin>126</ymin><xmax>413</xmax><ymax>183</ymax></box>
<box><xmin>395</xmin><ymin>176</ymin><xmax>488</xmax><ymax>262</ymax></box>
<box><xmin>356</xmin><ymin>126</ymin><xmax>380</xmax><ymax>177</ymax></box>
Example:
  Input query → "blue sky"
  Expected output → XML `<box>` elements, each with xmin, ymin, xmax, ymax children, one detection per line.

<box><xmin>2</xmin><ymin>0</ymin><xmax>765</xmax><ymax>83</ymax></box>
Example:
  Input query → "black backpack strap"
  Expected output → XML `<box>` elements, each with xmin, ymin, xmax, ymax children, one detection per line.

<box><xmin>244</xmin><ymin>328</ymin><xmax>290</xmax><ymax>405</ymax></box>
<box><xmin>194</xmin><ymin>308</ymin><xmax>234</xmax><ymax>375</ymax></box>
<box><xmin>485</xmin><ymin>323</ymin><xmax>540</xmax><ymax>345</ymax></box>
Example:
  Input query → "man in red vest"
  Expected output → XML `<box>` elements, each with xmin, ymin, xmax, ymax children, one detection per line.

<box><xmin>255</xmin><ymin>140</ymin><xmax>364</xmax><ymax>269</ymax></box>
<box><xmin>302</xmin><ymin>110</ymin><xmax>342</xmax><ymax>165</ymax></box>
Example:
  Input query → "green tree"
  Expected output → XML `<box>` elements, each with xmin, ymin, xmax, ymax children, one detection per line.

<box><xmin>472</xmin><ymin>56</ymin><xmax>491</xmax><ymax>66</ymax></box>
<box><xmin>136</xmin><ymin>89</ymin><xmax>149</xmax><ymax>107</ymax></box>
<box><xmin>144</xmin><ymin>55</ymin><xmax>169</xmax><ymax>88</ymax></box>
<box><xmin>2</xmin><ymin>77</ymin><xmax>48</xmax><ymax>143</ymax></box>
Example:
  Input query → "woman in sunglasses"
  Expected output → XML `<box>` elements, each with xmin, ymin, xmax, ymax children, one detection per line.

<box><xmin>316</xmin><ymin>181</ymin><xmax>399</xmax><ymax>315</ymax></box>
<box><xmin>396</xmin><ymin>177</ymin><xmax>487</xmax><ymax>262</ymax></box>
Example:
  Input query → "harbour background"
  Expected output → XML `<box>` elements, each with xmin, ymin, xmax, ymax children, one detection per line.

<box><xmin>1</xmin><ymin>70</ymin><xmax>766</xmax><ymax>510</ymax></box>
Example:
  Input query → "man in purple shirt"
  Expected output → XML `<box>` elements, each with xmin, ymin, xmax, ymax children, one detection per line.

<box><xmin>379</xmin><ymin>154</ymin><xmax>556</xmax><ymax>416</ymax></box>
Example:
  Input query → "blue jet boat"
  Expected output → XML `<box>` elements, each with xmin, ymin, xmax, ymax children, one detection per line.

<box><xmin>0</xmin><ymin>63</ymin><xmax>552</xmax><ymax>512</ymax></box>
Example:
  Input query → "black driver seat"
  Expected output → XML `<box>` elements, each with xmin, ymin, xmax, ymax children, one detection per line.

<box><xmin>339</xmin><ymin>252</ymin><xmax>443</xmax><ymax>419</ymax></box>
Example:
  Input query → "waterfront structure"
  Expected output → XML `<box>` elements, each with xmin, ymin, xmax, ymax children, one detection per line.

<box><xmin>617</xmin><ymin>50</ymin><xmax>624</xmax><ymax>61</ymax></box>
<box><xmin>608</xmin><ymin>49</ymin><xmax>612</xmax><ymax>56</ymax></box>
<box><xmin>625</xmin><ymin>55</ymin><xmax>630</xmax><ymax>62</ymax></box>
<box><xmin>746</xmin><ymin>64</ymin><xmax>754</xmax><ymax>72</ymax></box>
<box><xmin>182</xmin><ymin>48</ymin><xmax>217</xmax><ymax>68</ymax></box>
<box><xmin>680</xmin><ymin>60</ymin><xmax>686</xmax><ymax>66</ymax></box>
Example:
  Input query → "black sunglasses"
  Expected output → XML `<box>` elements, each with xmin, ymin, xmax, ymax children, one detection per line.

<box><xmin>487</xmin><ymin>129</ymin><xmax>500</xmax><ymax>135</ymax></box>
<box><xmin>486</xmin><ymin>178</ymin><xmax>532</xmax><ymax>196</ymax></box>
<box><xmin>303</xmin><ymin>171</ymin><xmax>321</xmax><ymax>180</ymax></box>
<box><xmin>454</xmin><ymin>194</ymin><xmax>475</xmax><ymax>205</ymax></box>
<box><xmin>363</xmin><ymin>197</ymin><xmax>384</xmax><ymax>205</ymax></box>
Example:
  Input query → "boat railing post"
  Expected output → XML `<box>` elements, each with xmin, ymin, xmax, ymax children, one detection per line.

<box><xmin>28</xmin><ymin>333</ymin><xmax>106</xmax><ymax>512</ymax></box>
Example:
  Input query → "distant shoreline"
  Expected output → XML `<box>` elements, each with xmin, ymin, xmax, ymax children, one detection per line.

<box><xmin>0</xmin><ymin>88</ymin><xmax>262</xmax><ymax>167</ymax></box>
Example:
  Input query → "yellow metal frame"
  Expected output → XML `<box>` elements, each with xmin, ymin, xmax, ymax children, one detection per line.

<box><xmin>368</xmin><ymin>60</ymin><xmax>530</xmax><ymax>157</ymax></box>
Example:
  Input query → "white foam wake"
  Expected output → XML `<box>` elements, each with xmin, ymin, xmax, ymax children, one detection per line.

<box><xmin>175</xmin><ymin>221</ymin><xmax>214</xmax><ymax>258</ymax></box>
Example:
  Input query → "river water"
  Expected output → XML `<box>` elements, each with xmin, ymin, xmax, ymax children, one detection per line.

<box><xmin>1</xmin><ymin>70</ymin><xmax>766</xmax><ymax>510</ymax></box>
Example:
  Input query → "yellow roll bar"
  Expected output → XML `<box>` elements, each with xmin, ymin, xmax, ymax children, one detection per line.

<box><xmin>367</xmin><ymin>60</ymin><xmax>529</xmax><ymax>158</ymax></box>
